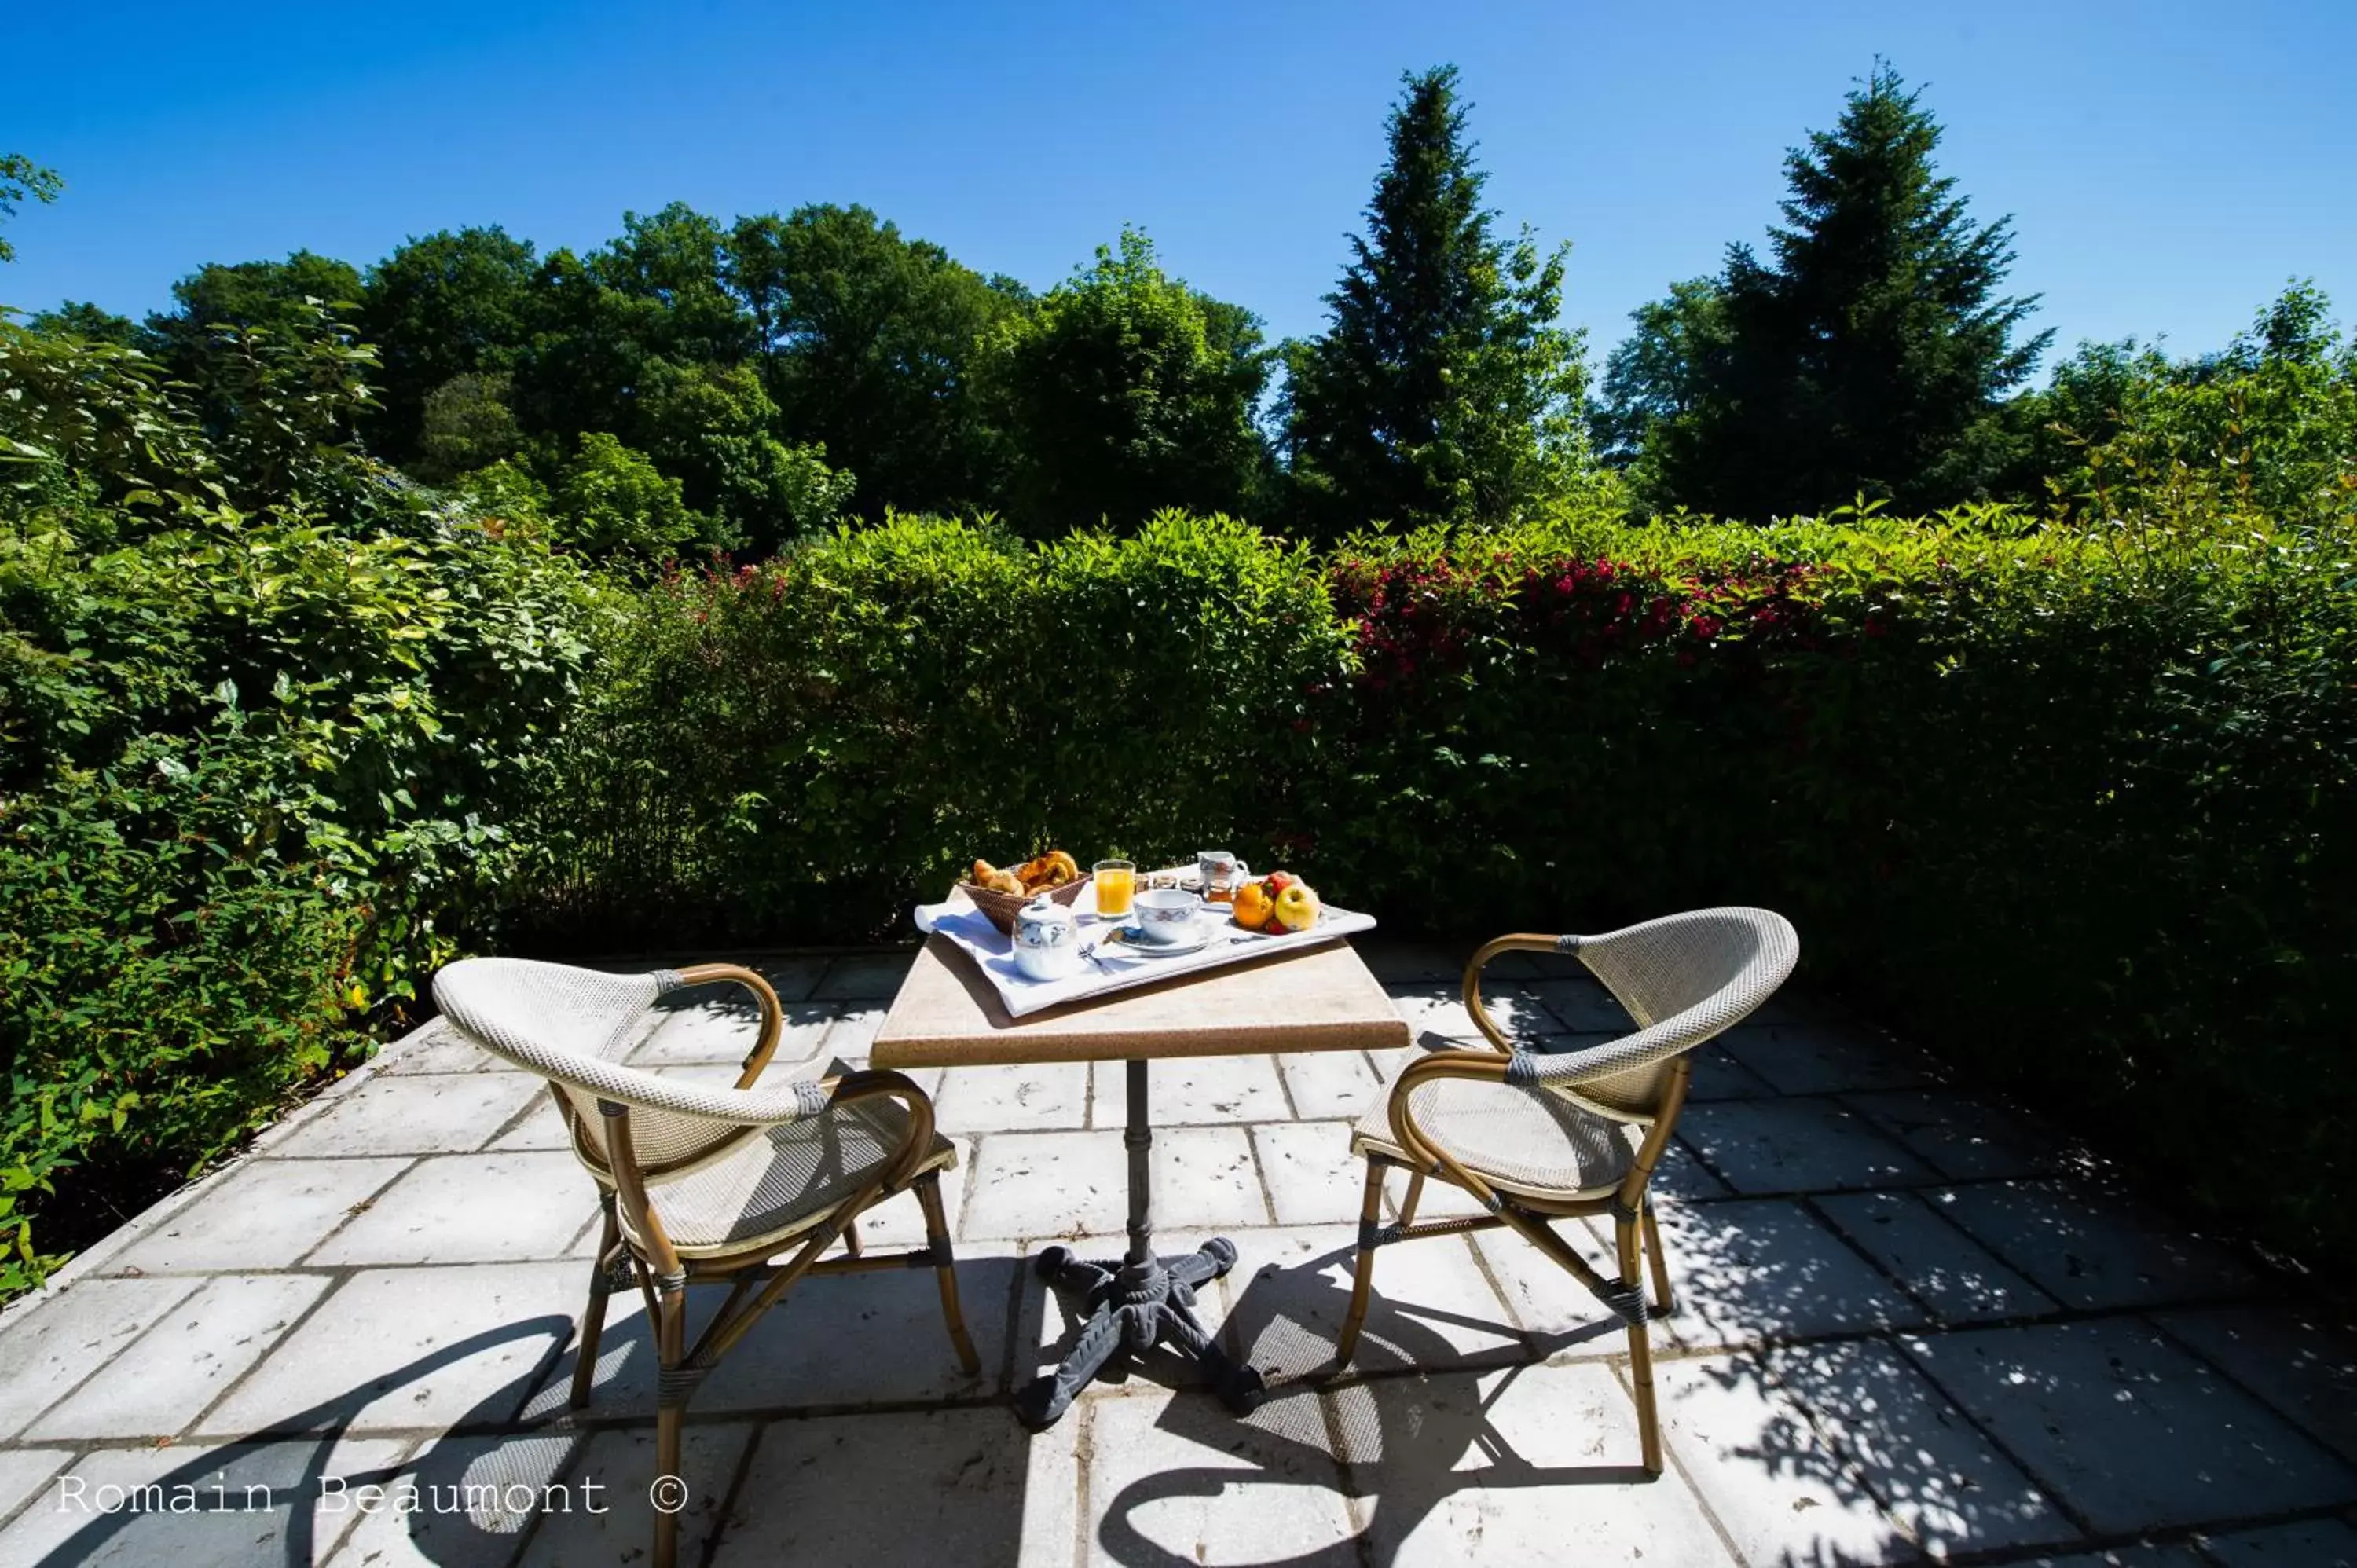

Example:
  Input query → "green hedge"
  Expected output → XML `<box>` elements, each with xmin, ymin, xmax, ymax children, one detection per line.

<box><xmin>518</xmin><ymin>505</ymin><xmax>2357</xmax><ymax>1271</ymax></box>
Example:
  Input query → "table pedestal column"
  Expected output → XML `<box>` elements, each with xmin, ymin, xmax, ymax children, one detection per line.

<box><xmin>1013</xmin><ymin>1058</ymin><xmax>1263</xmax><ymax>1430</ymax></box>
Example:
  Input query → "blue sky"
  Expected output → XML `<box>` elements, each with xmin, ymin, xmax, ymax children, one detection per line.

<box><xmin>7</xmin><ymin>1</ymin><xmax>2353</xmax><ymax>376</ymax></box>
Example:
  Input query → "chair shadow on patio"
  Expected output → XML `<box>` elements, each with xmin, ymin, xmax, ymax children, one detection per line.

<box><xmin>20</xmin><ymin>1317</ymin><xmax>583</xmax><ymax>1567</ymax></box>
<box><xmin>1087</xmin><ymin>1218</ymin><xmax>2046</xmax><ymax>1566</ymax></box>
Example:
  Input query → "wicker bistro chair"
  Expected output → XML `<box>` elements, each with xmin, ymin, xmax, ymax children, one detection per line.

<box><xmin>431</xmin><ymin>958</ymin><xmax>981</xmax><ymax>1568</ymax></box>
<box><xmin>1336</xmin><ymin>907</ymin><xmax>1798</xmax><ymax>1472</ymax></box>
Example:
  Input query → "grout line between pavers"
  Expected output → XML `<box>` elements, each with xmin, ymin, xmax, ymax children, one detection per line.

<box><xmin>1067</xmin><ymin>1394</ymin><xmax>1094</xmax><ymax>1568</ymax></box>
<box><xmin>1241</xmin><ymin>1125</ymin><xmax>1281</xmax><ymax>1229</ymax></box>
<box><xmin>0</xmin><ymin>1274</ymin><xmax>207</xmax><ymax>1447</ymax></box>
<box><xmin>1268</xmin><ymin>1050</ymin><xmax>1305</xmax><ymax>1123</ymax></box>
<box><xmin>700</xmin><ymin>1412</ymin><xmax>770</xmax><ymax>1568</ymax></box>
<box><xmin>1606</xmin><ymin>1356</ymin><xmax>1751</xmax><ymax>1566</ymax></box>
<box><xmin>0</xmin><ymin>1449</ymin><xmax>82</xmax><ymax>1539</ymax></box>
<box><xmin>168</xmin><ymin>1266</ymin><xmax>366</xmax><ymax>1452</ymax></box>
<box><xmin>954</xmin><ymin>1130</ymin><xmax>986</xmax><ymax>1241</ymax></box>
<box><xmin>2141</xmin><ymin>1310</ymin><xmax>2357</xmax><ymax>1489</ymax></box>
<box><xmin>280</xmin><ymin>1153</ymin><xmax>445</xmax><ymax>1268</ymax></box>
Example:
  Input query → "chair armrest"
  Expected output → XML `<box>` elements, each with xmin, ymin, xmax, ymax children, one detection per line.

<box><xmin>670</xmin><ymin>963</ymin><xmax>787</xmax><ymax>1090</ymax></box>
<box><xmin>815</xmin><ymin>1069</ymin><xmax>940</xmax><ymax>1192</ymax></box>
<box><xmin>1461</xmin><ymin>933</ymin><xmax>1566</xmax><ymax>1056</ymax></box>
<box><xmin>1387</xmin><ymin>1049</ymin><xmax>1519</xmax><ymax>1207</ymax></box>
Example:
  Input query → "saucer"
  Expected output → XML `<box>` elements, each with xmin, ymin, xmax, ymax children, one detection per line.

<box><xmin>1102</xmin><ymin>918</ymin><xmax>1221</xmax><ymax>958</ymax></box>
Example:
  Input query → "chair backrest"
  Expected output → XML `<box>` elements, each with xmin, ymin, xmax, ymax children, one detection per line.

<box><xmin>1549</xmin><ymin>907</ymin><xmax>1799</xmax><ymax>1117</ymax></box>
<box><xmin>432</xmin><ymin>957</ymin><xmax>759</xmax><ymax>1178</ymax></box>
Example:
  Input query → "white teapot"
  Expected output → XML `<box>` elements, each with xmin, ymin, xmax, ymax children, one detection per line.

<box><xmin>1011</xmin><ymin>893</ymin><xmax>1080</xmax><ymax>981</ymax></box>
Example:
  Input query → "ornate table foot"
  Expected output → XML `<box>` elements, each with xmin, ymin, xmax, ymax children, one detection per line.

<box><xmin>1014</xmin><ymin>1239</ymin><xmax>1263</xmax><ymax>1430</ymax></box>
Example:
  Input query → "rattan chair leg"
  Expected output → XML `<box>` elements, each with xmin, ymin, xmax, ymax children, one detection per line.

<box><xmin>1397</xmin><ymin>1170</ymin><xmax>1427</xmax><ymax>1228</ymax></box>
<box><xmin>918</xmin><ymin>1174</ymin><xmax>982</xmax><ymax>1375</ymax></box>
<box><xmin>1616</xmin><ymin>1212</ymin><xmax>1663</xmax><ymax>1475</ymax></box>
<box><xmin>841</xmin><ymin>1216</ymin><xmax>863</xmax><ymax>1259</ymax></box>
<box><xmin>1335</xmin><ymin>1159</ymin><xmax>1387</xmax><ymax>1368</ymax></box>
<box><xmin>651</xmin><ymin>1276</ymin><xmax>689</xmax><ymax>1568</ymax></box>
<box><xmin>1641</xmin><ymin>1200</ymin><xmax>1673</xmax><ymax>1315</ymax></box>
<box><xmin>571</xmin><ymin>1199</ymin><xmax>620</xmax><ymax>1411</ymax></box>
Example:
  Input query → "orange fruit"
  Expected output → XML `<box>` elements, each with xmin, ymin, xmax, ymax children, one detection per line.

<box><xmin>1231</xmin><ymin>880</ymin><xmax>1274</xmax><ymax>929</ymax></box>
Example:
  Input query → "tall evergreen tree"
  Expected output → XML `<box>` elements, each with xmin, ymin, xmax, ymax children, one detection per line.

<box><xmin>1617</xmin><ymin>64</ymin><xmax>2049</xmax><ymax>518</ymax></box>
<box><xmin>1281</xmin><ymin>66</ymin><xmax>1588</xmax><ymax>535</ymax></box>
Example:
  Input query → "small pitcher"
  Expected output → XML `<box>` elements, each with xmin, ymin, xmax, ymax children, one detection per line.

<box><xmin>1011</xmin><ymin>893</ymin><xmax>1081</xmax><ymax>981</ymax></box>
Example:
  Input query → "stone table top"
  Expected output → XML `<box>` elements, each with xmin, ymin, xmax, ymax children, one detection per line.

<box><xmin>871</xmin><ymin>933</ymin><xmax>1412</xmax><ymax>1068</ymax></box>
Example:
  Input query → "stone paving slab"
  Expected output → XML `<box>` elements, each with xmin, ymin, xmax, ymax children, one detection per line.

<box><xmin>542</xmin><ymin>1246</ymin><xmax>1017</xmax><ymax>1417</ymax></box>
<box><xmin>1843</xmin><ymin>1087</ymin><xmax>2059</xmax><ymax>1181</ymax></box>
<box><xmin>105</xmin><ymin>1156</ymin><xmax>418</xmax><ymax>1274</ymax></box>
<box><xmin>1651</xmin><ymin>1198</ymin><xmax>1934</xmax><ymax>1348</ymax></box>
<box><xmin>1223</xmin><ymin>1222</ymin><xmax>1526</xmax><ymax>1384</ymax></box>
<box><xmin>625</xmin><ymin>997</ymin><xmax>838</xmax><ymax>1068</ymax></box>
<box><xmin>2153</xmin><ymin>1304</ymin><xmax>2357</xmax><ymax>1466</ymax></box>
<box><xmin>306</xmin><ymin>1152</ymin><xmax>596</xmax><ymax>1267</ymax></box>
<box><xmin>3</xmin><ymin>940</ymin><xmax>2353</xmax><ymax>1567</ymax></box>
<box><xmin>0</xmin><ymin>1433</ymin><xmax>409</xmax><ymax>1567</ymax></box>
<box><xmin>1816</xmin><ymin>1187</ymin><xmax>2062</xmax><ymax>1323</ymax></box>
<box><xmin>708</xmin><ymin>1405</ymin><xmax>1050</xmax><ymax>1566</ymax></box>
<box><xmin>200</xmin><ymin>1262</ymin><xmax>586</xmax><ymax>1438</ymax></box>
<box><xmin>1717</xmin><ymin>1021</ymin><xmax>1937</xmax><ymax>1097</ymax></box>
<box><xmin>1679</xmin><ymin>1094</ymin><xmax>1942</xmax><ymax>1194</ymax></box>
<box><xmin>1248</xmin><ymin>1120</ymin><xmax>1369</xmax><ymax>1226</ymax></box>
<box><xmin>1934</xmin><ymin>1180</ymin><xmax>2257</xmax><ymax>1311</ymax></box>
<box><xmin>1766</xmin><ymin>1336</ymin><xmax>2079</xmax><ymax>1556</ymax></box>
<box><xmin>0</xmin><ymin>1447</ymin><xmax>71</xmax><ymax>1533</ymax></box>
<box><xmin>1901</xmin><ymin>1319</ymin><xmax>2357</xmax><ymax>1534</ymax></box>
<box><xmin>2198</xmin><ymin>1517</ymin><xmax>2357</xmax><ymax>1564</ymax></box>
<box><xmin>1333</xmin><ymin>1361</ymin><xmax>1733</xmax><ymax>1565</ymax></box>
<box><xmin>25</xmin><ymin>1273</ymin><xmax>334</xmax><ymax>1443</ymax></box>
<box><xmin>515</xmin><ymin>1420</ymin><xmax>756</xmax><ymax>1568</ymax></box>
<box><xmin>321</xmin><ymin>1431</ymin><xmax>580</xmax><ymax>1568</ymax></box>
<box><xmin>1277</xmin><ymin>1046</ymin><xmax>1384</xmax><ymax>1119</ymax></box>
<box><xmin>1102</xmin><ymin>1052</ymin><xmax>1292</xmax><ymax>1126</ymax></box>
<box><xmin>0</xmin><ymin>1274</ymin><xmax>200</xmax><ymax>1441</ymax></box>
<box><xmin>259</xmin><ymin>1072</ymin><xmax>548</xmax><ymax>1160</ymax></box>
<box><xmin>1654</xmin><ymin>1354</ymin><xmax>1911</xmax><ymax>1566</ymax></box>
<box><xmin>1082</xmin><ymin>1387</ymin><xmax>1355</xmax><ymax>1566</ymax></box>
<box><xmin>932</xmin><ymin>1059</ymin><xmax>1091</xmax><ymax>1134</ymax></box>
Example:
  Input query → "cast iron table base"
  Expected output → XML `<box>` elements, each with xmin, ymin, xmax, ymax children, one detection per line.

<box><xmin>1014</xmin><ymin>1059</ymin><xmax>1266</xmax><ymax>1430</ymax></box>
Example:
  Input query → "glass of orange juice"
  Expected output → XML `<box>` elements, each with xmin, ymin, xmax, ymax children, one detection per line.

<box><xmin>1094</xmin><ymin>859</ymin><xmax>1136</xmax><ymax>920</ymax></box>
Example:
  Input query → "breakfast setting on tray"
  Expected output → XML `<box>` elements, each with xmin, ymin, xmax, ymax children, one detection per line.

<box><xmin>911</xmin><ymin>846</ymin><xmax>1378</xmax><ymax>1017</ymax></box>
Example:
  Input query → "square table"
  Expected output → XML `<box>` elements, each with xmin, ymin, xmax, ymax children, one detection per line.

<box><xmin>872</xmin><ymin>931</ymin><xmax>1412</xmax><ymax>1427</ymax></box>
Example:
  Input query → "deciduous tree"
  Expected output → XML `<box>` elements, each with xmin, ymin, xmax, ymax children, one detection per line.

<box><xmin>359</xmin><ymin>226</ymin><xmax>538</xmax><ymax>462</ymax></box>
<box><xmin>727</xmin><ymin>205</ymin><xmax>1021</xmax><ymax>517</ymax></box>
<box><xmin>992</xmin><ymin>227</ymin><xmax>1270</xmax><ymax>533</ymax></box>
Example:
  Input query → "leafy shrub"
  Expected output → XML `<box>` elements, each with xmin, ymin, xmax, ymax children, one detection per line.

<box><xmin>0</xmin><ymin>311</ymin><xmax>603</xmax><ymax>1294</ymax></box>
<box><xmin>521</xmin><ymin>499</ymin><xmax>2357</xmax><ymax>1273</ymax></box>
<box><xmin>550</xmin><ymin>431</ymin><xmax>710</xmax><ymax>562</ymax></box>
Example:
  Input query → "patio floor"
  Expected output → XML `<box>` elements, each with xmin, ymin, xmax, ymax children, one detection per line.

<box><xmin>2</xmin><ymin>940</ymin><xmax>2355</xmax><ymax>1566</ymax></box>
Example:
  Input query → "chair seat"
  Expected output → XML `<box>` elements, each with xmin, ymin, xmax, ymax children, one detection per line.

<box><xmin>637</xmin><ymin>1097</ymin><xmax>956</xmax><ymax>1258</ymax></box>
<box><xmin>1352</xmin><ymin>1069</ymin><xmax>1634</xmax><ymax>1201</ymax></box>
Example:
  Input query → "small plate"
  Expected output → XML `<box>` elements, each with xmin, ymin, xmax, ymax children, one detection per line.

<box><xmin>1101</xmin><ymin>918</ymin><xmax>1222</xmax><ymax>958</ymax></box>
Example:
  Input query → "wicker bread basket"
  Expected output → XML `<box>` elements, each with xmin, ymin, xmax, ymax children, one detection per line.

<box><xmin>957</xmin><ymin>874</ymin><xmax>1092</xmax><ymax>935</ymax></box>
